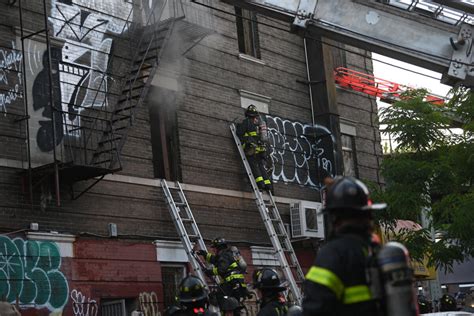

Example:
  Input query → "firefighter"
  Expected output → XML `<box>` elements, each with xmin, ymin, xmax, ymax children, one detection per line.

<box><xmin>439</xmin><ymin>294</ymin><xmax>457</xmax><ymax>311</ymax></box>
<box><xmin>176</xmin><ymin>275</ymin><xmax>218</xmax><ymax>316</ymax></box>
<box><xmin>252</xmin><ymin>268</ymin><xmax>289</xmax><ymax>316</ymax></box>
<box><xmin>303</xmin><ymin>176</ymin><xmax>387</xmax><ymax>316</ymax></box>
<box><xmin>197</xmin><ymin>237</ymin><xmax>249</xmax><ymax>303</ymax></box>
<box><xmin>237</xmin><ymin>104</ymin><xmax>273</xmax><ymax>192</ymax></box>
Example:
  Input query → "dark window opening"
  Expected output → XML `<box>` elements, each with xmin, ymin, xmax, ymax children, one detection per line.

<box><xmin>162</xmin><ymin>265</ymin><xmax>185</xmax><ymax>307</ymax></box>
<box><xmin>235</xmin><ymin>7</ymin><xmax>261</xmax><ymax>59</ymax></box>
<box><xmin>149</xmin><ymin>87</ymin><xmax>180</xmax><ymax>180</ymax></box>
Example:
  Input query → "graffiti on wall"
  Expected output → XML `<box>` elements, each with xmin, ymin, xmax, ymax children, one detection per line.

<box><xmin>46</xmin><ymin>0</ymin><xmax>133</xmax><ymax>141</ymax></box>
<box><xmin>0</xmin><ymin>236</ymin><xmax>69</xmax><ymax>311</ymax></box>
<box><xmin>266</xmin><ymin>115</ymin><xmax>336</xmax><ymax>188</ymax></box>
<box><xmin>139</xmin><ymin>291</ymin><xmax>160</xmax><ymax>316</ymax></box>
<box><xmin>0</xmin><ymin>41</ymin><xmax>23</xmax><ymax>113</ymax></box>
<box><xmin>71</xmin><ymin>289</ymin><xmax>98</xmax><ymax>316</ymax></box>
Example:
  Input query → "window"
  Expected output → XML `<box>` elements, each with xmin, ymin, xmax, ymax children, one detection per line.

<box><xmin>235</xmin><ymin>7</ymin><xmax>261</xmax><ymax>59</ymax></box>
<box><xmin>341</xmin><ymin>134</ymin><xmax>358</xmax><ymax>177</ymax></box>
<box><xmin>161</xmin><ymin>265</ymin><xmax>186</xmax><ymax>307</ymax></box>
<box><xmin>148</xmin><ymin>86</ymin><xmax>180</xmax><ymax>180</ymax></box>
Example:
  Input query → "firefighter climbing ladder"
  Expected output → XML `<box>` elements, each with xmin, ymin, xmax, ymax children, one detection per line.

<box><xmin>230</xmin><ymin>123</ymin><xmax>305</xmax><ymax>305</ymax></box>
<box><xmin>161</xmin><ymin>179</ymin><xmax>219</xmax><ymax>286</ymax></box>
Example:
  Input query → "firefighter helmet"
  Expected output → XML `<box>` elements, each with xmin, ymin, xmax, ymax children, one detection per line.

<box><xmin>178</xmin><ymin>275</ymin><xmax>209</xmax><ymax>304</ymax></box>
<box><xmin>252</xmin><ymin>268</ymin><xmax>286</xmax><ymax>291</ymax></box>
<box><xmin>245</xmin><ymin>104</ymin><xmax>259</xmax><ymax>117</ymax></box>
<box><xmin>211</xmin><ymin>237</ymin><xmax>227</xmax><ymax>249</ymax></box>
<box><xmin>439</xmin><ymin>294</ymin><xmax>456</xmax><ymax>311</ymax></box>
<box><xmin>323</xmin><ymin>176</ymin><xmax>386</xmax><ymax>213</ymax></box>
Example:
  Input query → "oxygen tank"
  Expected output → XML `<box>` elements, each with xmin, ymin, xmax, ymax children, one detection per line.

<box><xmin>258</xmin><ymin>115</ymin><xmax>269</xmax><ymax>143</ymax></box>
<box><xmin>230</xmin><ymin>246</ymin><xmax>247</xmax><ymax>272</ymax></box>
<box><xmin>377</xmin><ymin>242</ymin><xmax>418</xmax><ymax>316</ymax></box>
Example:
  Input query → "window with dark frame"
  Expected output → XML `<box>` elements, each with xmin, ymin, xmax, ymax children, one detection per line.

<box><xmin>161</xmin><ymin>265</ymin><xmax>186</xmax><ymax>307</ymax></box>
<box><xmin>341</xmin><ymin>134</ymin><xmax>358</xmax><ymax>177</ymax></box>
<box><xmin>235</xmin><ymin>7</ymin><xmax>261</xmax><ymax>59</ymax></box>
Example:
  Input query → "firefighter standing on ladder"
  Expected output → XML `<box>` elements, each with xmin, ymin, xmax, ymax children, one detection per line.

<box><xmin>303</xmin><ymin>176</ymin><xmax>387</xmax><ymax>316</ymax></box>
<box><xmin>197</xmin><ymin>237</ymin><xmax>250</xmax><ymax>303</ymax></box>
<box><xmin>237</xmin><ymin>104</ymin><xmax>273</xmax><ymax>193</ymax></box>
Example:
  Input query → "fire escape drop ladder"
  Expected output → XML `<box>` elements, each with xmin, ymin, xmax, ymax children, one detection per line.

<box><xmin>229</xmin><ymin>123</ymin><xmax>305</xmax><ymax>305</ymax></box>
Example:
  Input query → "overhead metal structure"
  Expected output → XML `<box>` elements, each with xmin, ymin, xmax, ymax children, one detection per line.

<box><xmin>219</xmin><ymin>0</ymin><xmax>474</xmax><ymax>87</ymax></box>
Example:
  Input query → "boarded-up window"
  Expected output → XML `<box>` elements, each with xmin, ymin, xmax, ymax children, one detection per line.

<box><xmin>162</xmin><ymin>265</ymin><xmax>186</xmax><ymax>307</ymax></box>
<box><xmin>341</xmin><ymin>134</ymin><xmax>358</xmax><ymax>177</ymax></box>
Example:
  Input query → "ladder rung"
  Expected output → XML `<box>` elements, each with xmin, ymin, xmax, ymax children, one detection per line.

<box><xmin>181</xmin><ymin>218</ymin><xmax>193</xmax><ymax>222</ymax></box>
<box><xmin>175</xmin><ymin>202</ymin><xmax>186</xmax><ymax>206</ymax></box>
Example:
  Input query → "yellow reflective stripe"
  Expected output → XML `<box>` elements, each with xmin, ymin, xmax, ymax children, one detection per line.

<box><xmin>205</xmin><ymin>253</ymin><xmax>212</xmax><ymax>262</ymax></box>
<box><xmin>228</xmin><ymin>262</ymin><xmax>238</xmax><ymax>270</ymax></box>
<box><xmin>305</xmin><ymin>266</ymin><xmax>344</xmax><ymax>299</ymax></box>
<box><xmin>243</xmin><ymin>131</ymin><xmax>258</xmax><ymax>137</ymax></box>
<box><xmin>343</xmin><ymin>285</ymin><xmax>372</xmax><ymax>304</ymax></box>
<box><xmin>264</xmin><ymin>179</ymin><xmax>271</xmax><ymax>185</ymax></box>
<box><xmin>212</xmin><ymin>267</ymin><xmax>218</xmax><ymax>275</ymax></box>
<box><xmin>225</xmin><ymin>274</ymin><xmax>244</xmax><ymax>282</ymax></box>
<box><xmin>255</xmin><ymin>176</ymin><xmax>264</xmax><ymax>182</ymax></box>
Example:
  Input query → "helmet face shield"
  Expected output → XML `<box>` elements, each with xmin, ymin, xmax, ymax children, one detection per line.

<box><xmin>252</xmin><ymin>268</ymin><xmax>286</xmax><ymax>291</ymax></box>
<box><xmin>179</xmin><ymin>275</ymin><xmax>209</xmax><ymax>304</ymax></box>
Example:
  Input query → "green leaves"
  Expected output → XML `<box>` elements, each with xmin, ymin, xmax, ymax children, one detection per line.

<box><xmin>377</xmin><ymin>87</ymin><xmax>474</xmax><ymax>271</ymax></box>
<box><xmin>380</xmin><ymin>89</ymin><xmax>451</xmax><ymax>152</ymax></box>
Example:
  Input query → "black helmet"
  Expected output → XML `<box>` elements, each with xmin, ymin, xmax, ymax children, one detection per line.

<box><xmin>439</xmin><ymin>294</ymin><xmax>456</xmax><ymax>311</ymax></box>
<box><xmin>323</xmin><ymin>176</ymin><xmax>386</xmax><ymax>214</ymax></box>
<box><xmin>178</xmin><ymin>275</ymin><xmax>209</xmax><ymax>304</ymax></box>
<box><xmin>252</xmin><ymin>268</ymin><xmax>286</xmax><ymax>291</ymax></box>
<box><xmin>211</xmin><ymin>237</ymin><xmax>227</xmax><ymax>249</ymax></box>
<box><xmin>417</xmin><ymin>295</ymin><xmax>431</xmax><ymax>314</ymax></box>
<box><xmin>245</xmin><ymin>104</ymin><xmax>259</xmax><ymax>117</ymax></box>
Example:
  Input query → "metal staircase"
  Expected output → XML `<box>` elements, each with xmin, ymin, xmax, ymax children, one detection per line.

<box><xmin>229</xmin><ymin>123</ymin><xmax>305</xmax><ymax>305</ymax></box>
<box><xmin>161</xmin><ymin>179</ymin><xmax>219</xmax><ymax>286</ymax></box>
<box><xmin>91</xmin><ymin>8</ymin><xmax>177</xmax><ymax>170</ymax></box>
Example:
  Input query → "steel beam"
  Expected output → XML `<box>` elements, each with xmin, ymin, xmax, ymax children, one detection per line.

<box><xmin>219</xmin><ymin>0</ymin><xmax>473</xmax><ymax>86</ymax></box>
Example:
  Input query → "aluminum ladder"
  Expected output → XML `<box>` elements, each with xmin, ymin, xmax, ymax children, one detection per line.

<box><xmin>161</xmin><ymin>179</ymin><xmax>219</xmax><ymax>285</ymax></box>
<box><xmin>230</xmin><ymin>123</ymin><xmax>304</xmax><ymax>305</ymax></box>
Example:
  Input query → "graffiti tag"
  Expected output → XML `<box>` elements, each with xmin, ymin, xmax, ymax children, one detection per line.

<box><xmin>139</xmin><ymin>291</ymin><xmax>160</xmax><ymax>316</ymax></box>
<box><xmin>0</xmin><ymin>236</ymin><xmax>69</xmax><ymax>311</ymax></box>
<box><xmin>266</xmin><ymin>115</ymin><xmax>336</xmax><ymax>188</ymax></box>
<box><xmin>71</xmin><ymin>289</ymin><xmax>98</xmax><ymax>316</ymax></box>
<box><xmin>0</xmin><ymin>42</ymin><xmax>23</xmax><ymax>112</ymax></box>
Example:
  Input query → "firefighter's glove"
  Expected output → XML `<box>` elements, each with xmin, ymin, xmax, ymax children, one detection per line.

<box><xmin>196</xmin><ymin>250</ymin><xmax>207</xmax><ymax>257</ymax></box>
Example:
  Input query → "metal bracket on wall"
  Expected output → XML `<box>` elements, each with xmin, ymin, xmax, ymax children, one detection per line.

<box><xmin>70</xmin><ymin>175</ymin><xmax>105</xmax><ymax>200</ymax></box>
<box><xmin>293</xmin><ymin>0</ymin><xmax>317</xmax><ymax>28</ymax></box>
<box><xmin>447</xmin><ymin>24</ymin><xmax>474</xmax><ymax>86</ymax></box>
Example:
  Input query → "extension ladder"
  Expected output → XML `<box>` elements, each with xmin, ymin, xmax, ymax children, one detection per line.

<box><xmin>230</xmin><ymin>123</ymin><xmax>304</xmax><ymax>305</ymax></box>
<box><xmin>161</xmin><ymin>179</ymin><xmax>219</xmax><ymax>286</ymax></box>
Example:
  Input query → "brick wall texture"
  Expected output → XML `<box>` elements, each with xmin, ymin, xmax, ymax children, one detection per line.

<box><xmin>0</xmin><ymin>0</ymin><xmax>383</xmax><ymax>313</ymax></box>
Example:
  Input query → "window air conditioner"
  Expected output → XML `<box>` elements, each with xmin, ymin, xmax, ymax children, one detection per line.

<box><xmin>290</xmin><ymin>201</ymin><xmax>324</xmax><ymax>239</ymax></box>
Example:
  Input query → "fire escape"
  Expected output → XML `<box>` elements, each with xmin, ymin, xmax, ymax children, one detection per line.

<box><xmin>11</xmin><ymin>0</ymin><xmax>182</xmax><ymax>204</ymax></box>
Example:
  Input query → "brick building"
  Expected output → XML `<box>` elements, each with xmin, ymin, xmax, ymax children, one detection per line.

<box><xmin>0</xmin><ymin>0</ymin><xmax>382</xmax><ymax>315</ymax></box>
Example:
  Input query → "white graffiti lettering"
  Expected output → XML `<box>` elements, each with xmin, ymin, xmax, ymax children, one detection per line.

<box><xmin>0</xmin><ymin>42</ymin><xmax>23</xmax><ymax>113</ymax></box>
<box><xmin>71</xmin><ymin>289</ymin><xmax>98</xmax><ymax>316</ymax></box>
<box><xmin>266</xmin><ymin>115</ymin><xmax>336</xmax><ymax>189</ymax></box>
<box><xmin>139</xmin><ymin>291</ymin><xmax>160</xmax><ymax>316</ymax></box>
<box><xmin>0</xmin><ymin>41</ymin><xmax>22</xmax><ymax>85</ymax></box>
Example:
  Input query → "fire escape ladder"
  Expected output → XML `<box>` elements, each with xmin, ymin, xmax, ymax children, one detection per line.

<box><xmin>90</xmin><ymin>2</ymin><xmax>177</xmax><ymax>170</ymax></box>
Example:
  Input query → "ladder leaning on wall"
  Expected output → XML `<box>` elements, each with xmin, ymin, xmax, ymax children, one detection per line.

<box><xmin>229</xmin><ymin>123</ymin><xmax>305</xmax><ymax>305</ymax></box>
<box><xmin>161</xmin><ymin>179</ymin><xmax>219</xmax><ymax>287</ymax></box>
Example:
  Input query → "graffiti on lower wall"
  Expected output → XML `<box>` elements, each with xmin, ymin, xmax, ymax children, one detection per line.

<box><xmin>0</xmin><ymin>236</ymin><xmax>69</xmax><ymax>311</ymax></box>
<box><xmin>71</xmin><ymin>289</ymin><xmax>98</xmax><ymax>316</ymax></box>
<box><xmin>0</xmin><ymin>41</ymin><xmax>23</xmax><ymax>113</ymax></box>
<box><xmin>139</xmin><ymin>291</ymin><xmax>160</xmax><ymax>316</ymax></box>
<box><xmin>266</xmin><ymin>115</ymin><xmax>336</xmax><ymax>188</ymax></box>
